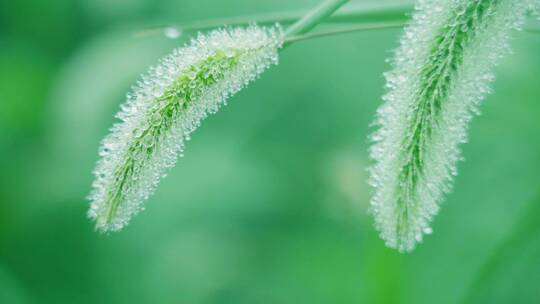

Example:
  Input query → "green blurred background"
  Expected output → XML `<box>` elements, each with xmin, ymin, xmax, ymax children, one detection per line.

<box><xmin>1</xmin><ymin>0</ymin><xmax>539</xmax><ymax>303</ymax></box>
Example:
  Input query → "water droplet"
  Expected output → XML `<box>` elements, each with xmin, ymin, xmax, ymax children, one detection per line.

<box><xmin>99</xmin><ymin>146</ymin><xmax>110</xmax><ymax>156</ymax></box>
<box><xmin>150</xmin><ymin>112</ymin><xmax>162</xmax><ymax>125</ymax></box>
<box><xmin>164</xmin><ymin>27</ymin><xmax>182</xmax><ymax>39</ymax></box>
<box><xmin>142</xmin><ymin>133</ymin><xmax>155</xmax><ymax>148</ymax></box>
<box><xmin>187</xmin><ymin>70</ymin><xmax>197</xmax><ymax>80</ymax></box>
<box><xmin>224</xmin><ymin>48</ymin><xmax>235</xmax><ymax>58</ymax></box>
<box><xmin>133</xmin><ymin>127</ymin><xmax>144</xmax><ymax>138</ymax></box>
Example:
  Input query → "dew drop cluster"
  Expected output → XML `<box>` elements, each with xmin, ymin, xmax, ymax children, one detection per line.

<box><xmin>369</xmin><ymin>0</ymin><xmax>538</xmax><ymax>252</ymax></box>
<box><xmin>88</xmin><ymin>25</ymin><xmax>283</xmax><ymax>232</ymax></box>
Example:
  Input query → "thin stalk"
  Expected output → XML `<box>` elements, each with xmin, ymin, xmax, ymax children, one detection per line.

<box><xmin>135</xmin><ymin>2</ymin><xmax>540</xmax><ymax>40</ymax></box>
<box><xmin>173</xmin><ymin>3</ymin><xmax>413</xmax><ymax>31</ymax></box>
<box><xmin>284</xmin><ymin>0</ymin><xmax>350</xmax><ymax>37</ymax></box>
<box><xmin>135</xmin><ymin>2</ymin><xmax>410</xmax><ymax>38</ymax></box>
<box><xmin>284</xmin><ymin>21</ymin><xmax>406</xmax><ymax>44</ymax></box>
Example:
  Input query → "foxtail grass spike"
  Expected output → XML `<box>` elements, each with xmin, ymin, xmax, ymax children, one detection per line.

<box><xmin>369</xmin><ymin>0</ymin><xmax>538</xmax><ymax>252</ymax></box>
<box><xmin>88</xmin><ymin>25</ymin><xmax>283</xmax><ymax>232</ymax></box>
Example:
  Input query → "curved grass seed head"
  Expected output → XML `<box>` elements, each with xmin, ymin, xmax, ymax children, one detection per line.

<box><xmin>88</xmin><ymin>25</ymin><xmax>283</xmax><ymax>232</ymax></box>
<box><xmin>369</xmin><ymin>0</ymin><xmax>538</xmax><ymax>252</ymax></box>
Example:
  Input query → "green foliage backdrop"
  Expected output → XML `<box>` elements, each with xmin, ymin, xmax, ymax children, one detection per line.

<box><xmin>0</xmin><ymin>0</ymin><xmax>539</xmax><ymax>303</ymax></box>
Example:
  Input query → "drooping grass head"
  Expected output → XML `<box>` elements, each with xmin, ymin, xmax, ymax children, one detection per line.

<box><xmin>88</xmin><ymin>25</ymin><xmax>283</xmax><ymax>232</ymax></box>
<box><xmin>369</xmin><ymin>0</ymin><xmax>536</xmax><ymax>252</ymax></box>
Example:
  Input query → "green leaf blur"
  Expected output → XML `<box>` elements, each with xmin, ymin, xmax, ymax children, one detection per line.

<box><xmin>0</xmin><ymin>0</ymin><xmax>539</xmax><ymax>303</ymax></box>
